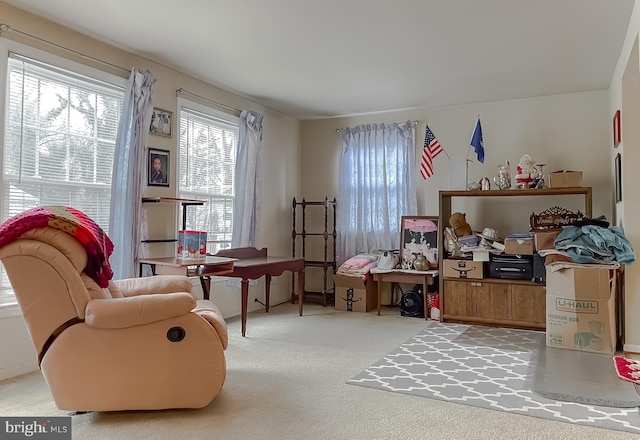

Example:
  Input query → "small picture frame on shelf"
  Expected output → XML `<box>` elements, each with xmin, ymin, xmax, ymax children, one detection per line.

<box><xmin>400</xmin><ymin>216</ymin><xmax>439</xmax><ymax>269</ymax></box>
<box><xmin>148</xmin><ymin>148</ymin><xmax>169</xmax><ymax>187</ymax></box>
<box><xmin>150</xmin><ymin>107</ymin><xmax>173</xmax><ymax>137</ymax></box>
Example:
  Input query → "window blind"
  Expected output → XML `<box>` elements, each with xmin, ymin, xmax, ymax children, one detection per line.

<box><xmin>1</xmin><ymin>55</ymin><xmax>124</xmax><ymax>305</ymax></box>
<box><xmin>178</xmin><ymin>106</ymin><xmax>238</xmax><ymax>254</ymax></box>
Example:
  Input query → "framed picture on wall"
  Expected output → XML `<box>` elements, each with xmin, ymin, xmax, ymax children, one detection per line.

<box><xmin>615</xmin><ymin>152</ymin><xmax>622</xmax><ymax>203</ymax></box>
<box><xmin>148</xmin><ymin>148</ymin><xmax>170</xmax><ymax>187</ymax></box>
<box><xmin>150</xmin><ymin>107</ymin><xmax>173</xmax><ymax>137</ymax></box>
<box><xmin>613</xmin><ymin>109</ymin><xmax>621</xmax><ymax>148</ymax></box>
<box><xmin>400</xmin><ymin>216</ymin><xmax>439</xmax><ymax>269</ymax></box>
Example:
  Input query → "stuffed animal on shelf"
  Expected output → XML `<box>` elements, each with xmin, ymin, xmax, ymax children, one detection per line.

<box><xmin>449</xmin><ymin>212</ymin><xmax>473</xmax><ymax>238</ymax></box>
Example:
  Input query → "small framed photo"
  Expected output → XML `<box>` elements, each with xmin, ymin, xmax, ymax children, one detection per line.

<box><xmin>400</xmin><ymin>216</ymin><xmax>439</xmax><ymax>269</ymax></box>
<box><xmin>615</xmin><ymin>152</ymin><xmax>622</xmax><ymax>203</ymax></box>
<box><xmin>148</xmin><ymin>148</ymin><xmax>169</xmax><ymax>187</ymax></box>
<box><xmin>613</xmin><ymin>109</ymin><xmax>621</xmax><ymax>148</ymax></box>
<box><xmin>150</xmin><ymin>107</ymin><xmax>173</xmax><ymax>137</ymax></box>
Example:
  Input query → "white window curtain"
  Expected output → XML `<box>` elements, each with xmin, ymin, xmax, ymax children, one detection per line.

<box><xmin>108</xmin><ymin>68</ymin><xmax>156</xmax><ymax>279</ymax></box>
<box><xmin>337</xmin><ymin>121</ymin><xmax>417</xmax><ymax>265</ymax></box>
<box><xmin>231</xmin><ymin>110</ymin><xmax>263</xmax><ymax>248</ymax></box>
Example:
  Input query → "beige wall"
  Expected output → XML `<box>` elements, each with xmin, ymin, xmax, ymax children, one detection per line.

<box><xmin>301</xmin><ymin>91</ymin><xmax>614</xmax><ymax>335</ymax></box>
<box><xmin>0</xmin><ymin>2</ymin><xmax>301</xmax><ymax>379</ymax></box>
<box><xmin>302</xmin><ymin>90</ymin><xmax>611</xmax><ymax>238</ymax></box>
<box><xmin>610</xmin><ymin>0</ymin><xmax>640</xmax><ymax>352</ymax></box>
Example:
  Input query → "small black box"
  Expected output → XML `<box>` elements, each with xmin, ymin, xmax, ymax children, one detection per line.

<box><xmin>533</xmin><ymin>253</ymin><xmax>546</xmax><ymax>283</ymax></box>
<box><xmin>488</xmin><ymin>255</ymin><xmax>533</xmax><ymax>280</ymax></box>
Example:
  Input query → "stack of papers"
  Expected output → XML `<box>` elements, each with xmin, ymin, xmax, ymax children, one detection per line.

<box><xmin>459</xmin><ymin>238</ymin><xmax>505</xmax><ymax>261</ymax></box>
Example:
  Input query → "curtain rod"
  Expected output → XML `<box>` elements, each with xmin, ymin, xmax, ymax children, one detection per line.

<box><xmin>336</xmin><ymin>120</ymin><xmax>419</xmax><ymax>133</ymax></box>
<box><xmin>0</xmin><ymin>23</ymin><xmax>131</xmax><ymax>75</ymax></box>
<box><xmin>176</xmin><ymin>88</ymin><xmax>242</xmax><ymax>116</ymax></box>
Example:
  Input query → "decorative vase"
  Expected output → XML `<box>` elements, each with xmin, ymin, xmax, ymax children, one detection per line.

<box><xmin>413</xmin><ymin>253</ymin><xmax>429</xmax><ymax>271</ymax></box>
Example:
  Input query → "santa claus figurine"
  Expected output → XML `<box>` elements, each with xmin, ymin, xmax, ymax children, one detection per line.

<box><xmin>515</xmin><ymin>154</ymin><xmax>537</xmax><ymax>188</ymax></box>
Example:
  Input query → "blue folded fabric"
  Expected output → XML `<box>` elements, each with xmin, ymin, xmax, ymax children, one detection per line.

<box><xmin>555</xmin><ymin>225</ymin><xmax>635</xmax><ymax>265</ymax></box>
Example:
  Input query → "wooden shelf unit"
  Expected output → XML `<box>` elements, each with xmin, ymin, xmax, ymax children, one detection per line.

<box><xmin>438</xmin><ymin>187</ymin><xmax>593</xmax><ymax>329</ymax></box>
<box><xmin>139</xmin><ymin>197</ymin><xmax>206</xmax><ymax>276</ymax></box>
<box><xmin>291</xmin><ymin>197</ymin><xmax>337</xmax><ymax>306</ymax></box>
<box><xmin>443</xmin><ymin>278</ymin><xmax>546</xmax><ymax>330</ymax></box>
<box><xmin>141</xmin><ymin>197</ymin><xmax>205</xmax><ymax>235</ymax></box>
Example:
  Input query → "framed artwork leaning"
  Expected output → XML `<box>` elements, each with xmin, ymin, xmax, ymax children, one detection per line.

<box><xmin>148</xmin><ymin>148</ymin><xmax>169</xmax><ymax>187</ymax></box>
<box><xmin>400</xmin><ymin>216</ymin><xmax>439</xmax><ymax>269</ymax></box>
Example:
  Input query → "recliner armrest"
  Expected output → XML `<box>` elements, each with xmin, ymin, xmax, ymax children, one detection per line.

<box><xmin>113</xmin><ymin>275</ymin><xmax>193</xmax><ymax>297</ymax></box>
<box><xmin>85</xmin><ymin>293</ymin><xmax>196</xmax><ymax>329</ymax></box>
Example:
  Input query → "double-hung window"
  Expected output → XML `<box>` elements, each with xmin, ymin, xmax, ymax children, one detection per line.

<box><xmin>1</xmin><ymin>48</ymin><xmax>125</xmax><ymax>308</ymax></box>
<box><xmin>337</xmin><ymin>122</ymin><xmax>417</xmax><ymax>263</ymax></box>
<box><xmin>177</xmin><ymin>99</ymin><xmax>239</xmax><ymax>254</ymax></box>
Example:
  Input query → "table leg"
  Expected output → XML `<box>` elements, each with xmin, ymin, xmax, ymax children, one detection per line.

<box><xmin>265</xmin><ymin>274</ymin><xmax>272</xmax><ymax>313</ymax></box>
<box><xmin>298</xmin><ymin>269</ymin><xmax>305</xmax><ymax>316</ymax></box>
<box><xmin>200</xmin><ymin>276</ymin><xmax>211</xmax><ymax>300</ymax></box>
<box><xmin>423</xmin><ymin>275</ymin><xmax>429</xmax><ymax>320</ymax></box>
<box><xmin>241</xmin><ymin>278</ymin><xmax>249</xmax><ymax>337</ymax></box>
<box><xmin>377</xmin><ymin>275</ymin><xmax>383</xmax><ymax>316</ymax></box>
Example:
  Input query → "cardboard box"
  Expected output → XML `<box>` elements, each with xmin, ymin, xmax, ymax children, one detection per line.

<box><xmin>504</xmin><ymin>235</ymin><xmax>534</xmax><ymax>255</ymax></box>
<box><xmin>443</xmin><ymin>259</ymin><xmax>483</xmax><ymax>279</ymax></box>
<box><xmin>548</xmin><ymin>170</ymin><xmax>583</xmax><ymax>188</ymax></box>
<box><xmin>532</xmin><ymin>229</ymin><xmax>561</xmax><ymax>251</ymax></box>
<box><xmin>545</xmin><ymin>266</ymin><xmax>616</xmax><ymax>354</ymax></box>
<box><xmin>334</xmin><ymin>274</ymin><xmax>378</xmax><ymax>312</ymax></box>
<box><xmin>177</xmin><ymin>230</ymin><xmax>207</xmax><ymax>259</ymax></box>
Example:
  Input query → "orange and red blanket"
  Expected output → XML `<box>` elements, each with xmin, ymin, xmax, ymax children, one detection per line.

<box><xmin>0</xmin><ymin>206</ymin><xmax>114</xmax><ymax>287</ymax></box>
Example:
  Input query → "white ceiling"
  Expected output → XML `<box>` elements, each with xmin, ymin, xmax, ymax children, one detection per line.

<box><xmin>2</xmin><ymin>0</ymin><xmax>636</xmax><ymax>120</ymax></box>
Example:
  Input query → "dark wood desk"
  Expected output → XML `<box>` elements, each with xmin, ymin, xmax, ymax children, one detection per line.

<box><xmin>371</xmin><ymin>268</ymin><xmax>438</xmax><ymax>320</ymax></box>
<box><xmin>137</xmin><ymin>255</ymin><xmax>236</xmax><ymax>297</ymax></box>
<box><xmin>213</xmin><ymin>247</ymin><xmax>305</xmax><ymax>337</ymax></box>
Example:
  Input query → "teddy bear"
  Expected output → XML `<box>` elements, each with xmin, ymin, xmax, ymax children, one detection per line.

<box><xmin>449</xmin><ymin>212</ymin><xmax>473</xmax><ymax>238</ymax></box>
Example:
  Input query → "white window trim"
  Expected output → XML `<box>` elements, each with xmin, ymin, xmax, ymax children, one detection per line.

<box><xmin>177</xmin><ymin>97</ymin><xmax>240</xmax><ymax>126</ymax></box>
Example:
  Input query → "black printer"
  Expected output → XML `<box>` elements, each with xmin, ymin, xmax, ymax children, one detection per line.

<box><xmin>488</xmin><ymin>254</ymin><xmax>533</xmax><ymax>280</ymax></box>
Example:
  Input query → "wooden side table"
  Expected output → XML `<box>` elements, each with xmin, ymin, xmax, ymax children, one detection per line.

<box><xmin>370</xmin><ymin>268</ymin><xmax>438</xmax><ymax>319</ymax></box>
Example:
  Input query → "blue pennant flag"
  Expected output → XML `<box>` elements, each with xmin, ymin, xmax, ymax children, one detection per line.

<box><xmin>470</xmin><ymin>118</ymin><xmax>485</xmax><ymax>163</ymax></box>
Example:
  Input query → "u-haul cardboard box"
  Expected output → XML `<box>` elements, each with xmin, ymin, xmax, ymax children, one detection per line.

<box><xmin>545</xmin><ymin>266</ymin><xmax>616</xmax><ymax>354</ymax></box>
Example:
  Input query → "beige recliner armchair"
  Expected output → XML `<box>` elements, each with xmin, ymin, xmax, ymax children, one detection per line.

<box><xmin>0</xmin><ymin>226</ymin><xmax>228</xmax><ymax>412</ymax></box>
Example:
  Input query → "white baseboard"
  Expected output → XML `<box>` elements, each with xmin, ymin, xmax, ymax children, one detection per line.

<box><xmin>0</xmin><ymin>364</ymin><xmax>38</xmax><ymax>381</ymax></box>
<box><xmin>623</xmin><ymin>343</ymin><xmax>640</xmax><ymax>354</ymax></box>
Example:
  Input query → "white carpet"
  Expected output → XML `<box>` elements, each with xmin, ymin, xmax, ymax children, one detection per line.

<box><xmin>347</xmin><ymin>322</ymin><xmax>640</xmax><ymax>434</ymax></box>
<box><xmin>3</xmin><ymin>304</ymin><xmax>640</xmax><ymax>439</ymax></box>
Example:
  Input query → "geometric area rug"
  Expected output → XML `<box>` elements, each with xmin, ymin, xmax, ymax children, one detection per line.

<box><xmin>346</xmin><ymin>322</ymin><xmax>640</xmax><ymax>434</ymax></box>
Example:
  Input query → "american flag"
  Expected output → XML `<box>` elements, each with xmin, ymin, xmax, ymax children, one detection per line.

<box><xmin>420</xmin><ymin>125</ymin><xmax>443</xmax><ymax>179</ymax></box>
